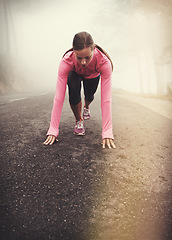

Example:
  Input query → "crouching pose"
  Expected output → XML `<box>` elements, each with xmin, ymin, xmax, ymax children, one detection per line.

<box><xmin>44</xmin><ymin>31</ymin><xmax>115</xmax><ymax>149</ymax></box>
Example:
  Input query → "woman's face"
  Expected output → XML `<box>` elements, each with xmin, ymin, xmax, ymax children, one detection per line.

<box><xmin>74</xmin><ymin>47</ymin><xmax>94</xmax><ymax>67</ymax></box>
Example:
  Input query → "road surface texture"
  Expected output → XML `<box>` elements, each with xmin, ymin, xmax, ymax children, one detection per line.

<box><xmin>0</xmin><ymin>91</ymin><xmax>172</xmax><ymax>240</ymax></box>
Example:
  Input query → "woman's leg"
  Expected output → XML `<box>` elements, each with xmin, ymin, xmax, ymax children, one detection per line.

<box><xmin>84</xmin><ymin>99</ymin><xmax>91</xmax><ymax>109</ymax></box>
<box><xmin>83</xmin><ymin>75</ymin><xmax>100</xmax><ymax>109</ymax></box>
<box><xmin>70</xmin><ymin>101</ymin><xmax>82</xmax><ymax>121</ymax></box>
<box><xmin>67</xmin><ymin>71</ymin><xmax>82</xmax><ymax>121</ymax></box>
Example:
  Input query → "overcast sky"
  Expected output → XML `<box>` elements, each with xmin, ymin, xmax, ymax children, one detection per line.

<box><xmin>0</xmin><ymin>0</ymin><xmax>170</xmax><ymax>93</ymax></box>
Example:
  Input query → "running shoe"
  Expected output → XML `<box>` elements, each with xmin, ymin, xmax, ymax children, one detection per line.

<box><xmin>73</xmin><ymin>120</ymin><xmax>85</xmax><ymax>135</ymax></box>
<box><xmin>83</xmin><ymin>107</ymin><xmax>91</xmax><ymax>120</ymax></box>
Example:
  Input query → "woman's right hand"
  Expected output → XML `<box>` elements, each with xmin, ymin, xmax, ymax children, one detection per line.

<box><xmin>43</xmin><ymin>135</ymin><xmax>58</xmax><ymax>145</ymax></box>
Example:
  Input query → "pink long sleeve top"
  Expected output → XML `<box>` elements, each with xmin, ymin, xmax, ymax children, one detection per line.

<box><xmin>47</xmin><ymin>47</ymin><xmax>114</xmax><ymax>139</ymax></box>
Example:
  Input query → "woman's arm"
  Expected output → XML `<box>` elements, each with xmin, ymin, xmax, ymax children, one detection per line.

<box><xmin>44</xmin><ymin>60</ymin><xmax>72</xmax><ymax>144</ymax></box>
<box><xmin>99</xmin><ymin>59</ymin><xmax>115</xmax><ymax>148</ymax></box>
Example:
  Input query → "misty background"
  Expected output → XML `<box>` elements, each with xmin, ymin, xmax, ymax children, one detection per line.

<box><xmin>0</xmin><ymin>0</ymin><xmax>172</xmax><ymax>96</ymax></box>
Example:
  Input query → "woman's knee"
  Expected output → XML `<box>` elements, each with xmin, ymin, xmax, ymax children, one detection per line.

<box><xmin>69</xmin><ymin>98</ymin><xmax>81</xmax><ymax>105</ymax></box>
<box><xmin>67</xmin><ymin>71</ymin><xmax>82</xmax><ymax>105</ymax></box>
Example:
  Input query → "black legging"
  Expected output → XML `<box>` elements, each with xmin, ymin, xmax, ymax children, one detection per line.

<box><xmin>67</xmin><ymin>71</ymin><xmax>100</xmax><ymax>105</ymax></box>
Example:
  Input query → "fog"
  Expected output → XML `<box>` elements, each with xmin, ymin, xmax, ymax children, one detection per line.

<box><xmin>0</xmin><ymin>0</ymin><xmax>172</xmax><ymax>94</ymax></box>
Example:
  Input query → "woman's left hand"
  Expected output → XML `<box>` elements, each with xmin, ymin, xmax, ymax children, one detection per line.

<box><xmin>102</xmin><ymin>138</ymin><xmax>116</xmax><ymax>149</ymax></box>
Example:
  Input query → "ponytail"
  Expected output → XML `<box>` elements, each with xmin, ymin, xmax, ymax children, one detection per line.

<box><xmin>62</xmin><ymin>47</ymin><xmax>73</xmax><ymax>58</ymax></box>
<box><xmin>95</xmin><ymin>44</ymin><xmax>113</xmax><ymax>71</ymax></box>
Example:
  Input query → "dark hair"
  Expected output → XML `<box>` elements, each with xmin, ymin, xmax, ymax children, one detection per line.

<box><xmin>94</xmin><ymin>44</ymin><xmax>113</xmax><ymax>71</ymax></box>
<box><xmin>63</xmin><ymin>31</ymin><xmax>113</xmax><ymax>70</ymax></box>
<box><xmin>73</xmin><ymin>32</ymin><xmax>94</xmax><ymax>50</ymax></box>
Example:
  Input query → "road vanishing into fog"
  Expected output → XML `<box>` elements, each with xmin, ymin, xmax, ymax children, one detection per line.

<box><xmin>0</xmin><ymin>91</ymin><xmax>172</xmax><ymax>240</ymax></box>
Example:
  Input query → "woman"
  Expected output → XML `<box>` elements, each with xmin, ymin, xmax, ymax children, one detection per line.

<box><xmin>44</xmin><ymin>31</ymin><xmax>115</xmax><ymax>149</ymax></box>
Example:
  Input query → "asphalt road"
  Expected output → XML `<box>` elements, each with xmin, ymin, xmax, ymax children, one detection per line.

<box><xmin>0</xmin><ymin>91</ymin><xmax>172</xmax><ymax>240</ymax></box>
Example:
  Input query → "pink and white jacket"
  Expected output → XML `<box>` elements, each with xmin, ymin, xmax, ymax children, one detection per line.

<box><xmin>47</xmin><ymin>47</ymin><xmax>114</xmax><ymax>139</ymax></box>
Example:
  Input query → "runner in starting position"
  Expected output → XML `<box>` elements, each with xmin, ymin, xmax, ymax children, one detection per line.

<box><xmin>44</xmin><ymin>31</ymin><xmax>115</xmax><ymax>149</ymax></box>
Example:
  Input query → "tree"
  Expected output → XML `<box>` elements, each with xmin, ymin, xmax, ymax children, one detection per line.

<box><xmin>0</xmin><ymin>0</ymin><xmax>49</xmax><ymax>92</ymax></box>
<box><xmin>135</xmin><ymin>0</ymin><xmax>172</xmax><ymax>94</ymax></box>
<box><xmin>91</xmin><ymin>0</ymin><xmax>172</xmax><ymax>94</ymax></box>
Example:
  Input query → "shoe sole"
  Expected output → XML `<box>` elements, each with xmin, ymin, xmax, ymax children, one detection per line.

<box><xmin>83</xmin><ymin>116</ymin><xmax>90</xmax><ymax>120</ymax></box>
<box><xmin>73</xmin><ymin>132</ymin><xmax>85</xmax><ymax>136</ymax></box>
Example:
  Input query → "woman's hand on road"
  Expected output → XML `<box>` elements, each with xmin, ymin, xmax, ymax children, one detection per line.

<box><xmin>43</xmin><ymin>135</ymin><xmax>58</xmax><ymax>145</ymax></box>
<box><xmin>102</xmin><ymin>138</ymin><xmax>116</xmax><ymax>149</ymax></box>
<box><xmin>44</xmin><ymin>136</ymin><xmax>115</xmax><ymax>148</ymax></box>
